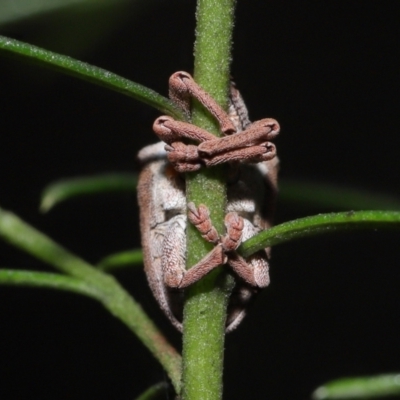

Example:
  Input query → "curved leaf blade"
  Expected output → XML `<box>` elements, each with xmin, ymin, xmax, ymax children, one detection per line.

<box><xmin>280</xmin><ymin>179</ymin><xmax>400</xmax><ymax>211</ymax></box>
<box><xmin>0</xmin><ymin>35</ymin><xmax>184</xmax><ymax>119</ymax></box>
<box><xmin>97</xmin><ymin>249</ymin><xmax>143</xmax><ymax>271</ymax></box>
<box><xmin>40</xmin><ymin>173</ymin><xmax>137</xmax><ymax>212</ymax></box>
<box><xmin>0</xmin><ymin>206</ymin><xmax>181</xmax><ymax>390</ymax></box>
<box><xmin>134</xmin><ymin>382</ymin><xmax>169</xmax><ymax>400</ymax></box>
<box><xmin>312</xmin><ymin>373</ymin><xmax>400</xmax><ymax>399</ymax></box>
<box><xmin>0</xmin><ymin>205</ymin><xmax>106</xmax><ymax>280</ymax></box>
<box><xmin>240</xmin><ymin>210</ymin><xmax>400</xmax><ymax>257</ymax></box>
<box><xmin>0</xmin><ymin>269</ymin><xmax>101</xmax><ymax>298</ymax></box>
<box><xmin>0</xmin><ymin>0</ymin><xmax>128</xmax><ymax>25</ymax></box>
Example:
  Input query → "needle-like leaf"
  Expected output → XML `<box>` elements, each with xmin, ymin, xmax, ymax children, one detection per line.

<box><xmin>97</xmin><ymin>249</ymin><xmax>143</xmax><ymax>271</ymax></box>
<box><xmin>240</xmin><ymin>210</ymin><xmax>400</xmax><ymax>257</ymax></box>
<box><xmin>0</xmin><ymin>0</ymin><xmax>128</xmax><ymax>25</ymax></box>
<box><xmin>40</xmin><ymin>173</ymin><xmax>137</xmax><ymax>212</ymax></box>
<box><xmin>312</xmin><ymin>373</ymin><xmax>400</xmax><ymax>399</ymax></box>
<box><xmin>0</xmin><ymin>35</ymin><xmax>184</xmax><ymax>120</ymax></box>
<box><xmin>0</xmin><ymin>269</ymin><xmax>101</xmax><ymax>298</ymax></box>
<box><xmin>0</xmin><ymin>206</ymin><xmax>181</xmax><ymax>391</ymax></box>
<box><xmin>280</xmin><ymin>179</ymin><xmax>400</xmax><ymax>211</ymax></box>
<box><xmin>134</xmin><ymin>382</ymin><xmax>169</xmax><ymax>400</ymax></box>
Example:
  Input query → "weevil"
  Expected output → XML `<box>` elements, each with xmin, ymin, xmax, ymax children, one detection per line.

<box><xmin>137</xmin><ymin>72</ymin><xmax>279</xmax><ymax>332</ymax></box>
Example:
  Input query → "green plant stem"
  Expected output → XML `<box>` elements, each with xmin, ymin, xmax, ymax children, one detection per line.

<box><xmin>181</xmin><ymin>0</ymin><xmax>236</xmax><ymax>399</ymax></box>
<box><xmin>0</xmin><ymin>206</ymin><xmax>181</xmax><ymax>392</ymax></box>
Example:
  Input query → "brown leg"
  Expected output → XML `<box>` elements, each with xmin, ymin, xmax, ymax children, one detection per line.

<box><xmin>178</xmin><ymin>244</ymin><xmax>226</xmax><ymax>288</ymax></box>
<box><xmin>182</xmin><ymin>203</ymin><xmax>270</xmax><ymax>289</ymax></box>
<box><xmin>153</xmin><ymin>116</ymin><xmax>217</xmax><ymax>144</ymax></box>
<box><xmin>187</xmin><ymin>202</ymin><xmax>219</xmax><ymax>244</ymax></box>
<box><xmin>203</xmin><ymin>143</ymin><xmax>277</xmax><ymax>166</ymax></box>
<box><xmin>228</xmin><ymin>253</ymin><xmax>270</xmax><ymax>288</ymax></box>
<box><xmin>154</xmin><ymin>114</ymin><xmax>280</xmax><ymax>169</ymax></box>
<box><xmin>169</xmin><ymin>71</ymin><xmax>236</xmax><ymax>134</ymax></box>
<box><xmin>165</xmin><ymin>142</ymin><xmax>202</xmax><ymax>172</ymax></box>
<box><xmin>198</xmin><ymin>118</ymin><xmax>280</xmax><ymax>156</ymax></box>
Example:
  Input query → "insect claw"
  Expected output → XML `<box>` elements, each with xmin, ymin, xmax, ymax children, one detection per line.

<box><xmin>187</xmin><ymin>202</ymin><xmax>219</xmax><ymax>243</ymax></box>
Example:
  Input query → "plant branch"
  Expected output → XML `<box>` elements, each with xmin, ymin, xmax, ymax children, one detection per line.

<box><xmin>182</xmin><ymin>0</ymin><xmax>237</xmax><ymax>399</ymax></box>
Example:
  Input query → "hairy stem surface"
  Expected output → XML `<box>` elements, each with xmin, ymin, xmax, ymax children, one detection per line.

<box><xmin>182</xmin><ymin>0</ymin><xmax>237</xmax><ymax>399</ymax></box>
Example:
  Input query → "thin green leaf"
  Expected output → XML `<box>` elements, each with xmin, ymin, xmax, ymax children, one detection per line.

<box><xmin>0</xmin><ymin>0</ymin><xmax>128</xmax><ymax>25</ymax></box>
<box><xmin>40</xmin><ymin>173</ymin><xmax>137</xmax><ymax>212</ymax></box>
<box><xmin>134</xmin><ymin>382</ymin><xmax>169</xmax><ymax>400</ymax></box>
<box><xmin>240</xmin><ymin>210</ymin><xmax>400</xmax><ymax>258</ymax></box>
<box><xmin>0</xmin><ymin>205</ymin><xmax>107</xmax><ymax>281</ymax></box>
<box><xmin>0</xmin><ymin>206</ymin><xmax>181</xmax><ymax>390</ymax></box>
<box><xmin>312</xmin><ymin>373</ymin><xmax>400</xmax><ymax>399</ymax></box>
<box><xmin>0</xmin><ymin>269</ymin><xmax>101</xmax><ymax>298</ymax></box>
<box><xmin>97</xmin><ymin>249</ymin><xmax>143</xmax><ymax>271</ymax></box>
<box><xmin>0</xmin><ymin>35</ymin><xmax>184</xmax><ymax>120</ymax></box>
<box><xmin>280</xmin><ymin>179</ymin><xmax>400</xmax><ymax>211</ymax></box>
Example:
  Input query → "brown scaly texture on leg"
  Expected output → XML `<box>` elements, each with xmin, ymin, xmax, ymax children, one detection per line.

<box><xmin>153</xmin><ymin>71</ymin><xmax>280</xmax><ymax>172</ymax></box>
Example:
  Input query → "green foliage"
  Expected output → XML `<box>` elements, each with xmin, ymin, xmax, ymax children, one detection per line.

<box><xmin>97</xmin><ymin>249</ymin><xmax>143</xmax><ymax>271</ymax></box>
<box><xmin>240</xmin><ymin>210</ymin><xmax>400</xmax><ymax>257</ymax></box>
<box><xmin>0</xmin><ymin>35</ymin><xmax>184</xmax><ymax>119</ymax></box>
<box><xmin>312</xmin><ymin>374</ymin><xmax>400</xmax><ymax>400</ymax></box>
<box><xmin>40</xmin><ymin>173</ymin><xmax>137</xmax><ymax>212</ymax></box>
<box><xmin>0</xmin><ymin>0</ymin><xmax>128</xmax><ymax>25</ymax></box>
<box><xmin>0</xmin><ymin>206</ymin><xmax>182</xmax><ymax>392</ymax></box>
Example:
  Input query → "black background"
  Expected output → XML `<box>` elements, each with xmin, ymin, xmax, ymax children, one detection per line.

<box><xmin>0</xmin><ymin>1</ymin><xmax>399</xmax><ymax>399</ymax></box>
